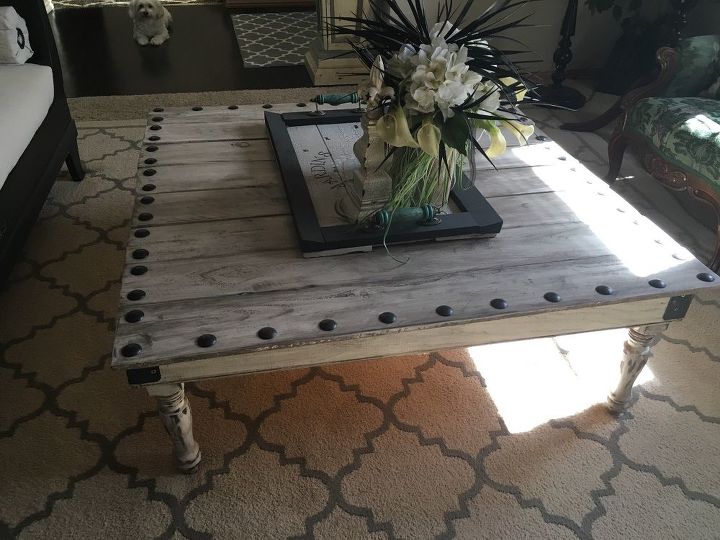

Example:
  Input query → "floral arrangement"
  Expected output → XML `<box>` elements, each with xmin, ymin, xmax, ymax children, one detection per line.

<box><xmin>336</xmin><ymin>0</ymin><xmax>538</xmax><ymax>210</ymax></box>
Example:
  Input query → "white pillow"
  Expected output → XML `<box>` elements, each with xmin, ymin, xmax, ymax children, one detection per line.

<box><xmin>0</xmin><ymin>7</ymin><xmax>33</xmax><ymax>65</ymax></box>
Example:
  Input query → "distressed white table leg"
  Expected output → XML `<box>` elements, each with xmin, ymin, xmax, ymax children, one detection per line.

<box><xmin>607</xmin><ymin>323</ymin><xmax>669</xmax><ymax>413</ymax></box>
<box><xmin>147</xmin><ymin>383</ymin><xmax>202</xmax><ymax>472</ymax></box>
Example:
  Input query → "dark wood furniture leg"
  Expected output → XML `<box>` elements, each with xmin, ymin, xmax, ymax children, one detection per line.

<box><xmin>65</xmin><ymin>140</ymin><xmax>85</xmax><ymax>182</ymax></box>
<box><xmin>561</xmin><ymin>97</ymin><xmax>623</xmax><ymax>132</ymax></box>
<box><xmin>605</xmin><ymin>130</ymin><xmax>629</xmax><ymax>183</ymax></box>
<box><xmin>612</xmin><ymin>131</ymin><xmax>720</xmax><ymax>272</ymax></box>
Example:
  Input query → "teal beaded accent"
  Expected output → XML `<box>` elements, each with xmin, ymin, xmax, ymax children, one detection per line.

<box><xmin>311</xmin><ymin>93</ymin><xmax>360</xmax><ymax>105</ymax></box>
<box><xmin>373</xmin><ymin>205</ymin><xmax>437</xmax><ymax>228</ymax></box>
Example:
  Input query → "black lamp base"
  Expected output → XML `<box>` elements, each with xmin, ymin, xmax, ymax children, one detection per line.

<box><xmin>534</xmin><ymin>84</ymin><xmax>587</xmax><ymax>111</ymax></box>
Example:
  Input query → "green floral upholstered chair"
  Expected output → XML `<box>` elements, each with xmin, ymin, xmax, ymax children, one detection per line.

<box><xmin>606</xmin><ymin>35</ymin><xmax>720</xmax><ymax>271</ymax></box>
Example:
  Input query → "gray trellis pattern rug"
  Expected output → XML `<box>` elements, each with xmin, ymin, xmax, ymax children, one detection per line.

<box><xmin>1</xmin><ymin>97</ymin><xmax>719</xmax><ymax>538</ymax></box>
<box><xmin>231</xmin><ymin>11</ymin><xmax>317</xmax><ymax>68</ymax></box>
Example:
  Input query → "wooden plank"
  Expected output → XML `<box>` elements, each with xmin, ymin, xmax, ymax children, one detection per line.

<box><xmin>129</xmin><ymin>171</ymin><xmax>602</xmax><ymax>231</ymax></box>
<box><xmin>126</xmin><ymin>215</ymin><xmax>298</xmax><ymax>262</ymax></box>
<box><xmin>135</xmin><ymin>161</ymin><xmax>284</xmax><ymax>193</ymax></box>
<box><xmin>136</xmin><ymin>144</ymin><xmax>576</xmax><ymax>201</ymax></box>
<box><xmin>126</xmin><ymin>298</ymin><xmax>671</xmax><ymax>379</ymax></box>
<box><xmin>149</xmin><ymin>113</ymin><xmax>548</xmax><ymax>149</ymax></box>
<box><xmin>139</xmin><ymin>139</ymin><xmax>274</xmax><ymax>166</ymax></box>
<box><xmin>468</xmin><ymin>140</ymin><xmax>576</xmax><ymax>172</ymax></box>
<box><xmin>156</xmin><ymin>103</ymin><xmax>355</xmax><ymax>123</ymax></box>
<box><xmin>124</xmin><ymin>204</ymin><xmax>574</xmax><ymax>267</ymax></box>
<box><xmin>474</xmin><ymin>162</ymin><xmax>603</xmax><ymax>198</ymax></box>
<box><xmin>112</xmin><ymin>255</ymin><xmax>715</xmax><ymax>367</ymax></box>
<box><xmin>124</xmin><ymin>161</ymin><xmax>619</xmax><ymax>264</ymax></box>
<box><xmin>119</xmin><ymin>203</ymin><xmax>695</xmax><ymax>305</ymax></box>
<box><xmin>132</xmin><ymin>185</ymin><xmax>290</xmax><ymax>226</ymax></box>
<box><xmin>145</xmin><ymin>121</ymin><xmax>268</xmax><ymax>143</ymax></box>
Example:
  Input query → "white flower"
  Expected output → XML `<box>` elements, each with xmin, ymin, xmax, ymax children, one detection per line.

<box><xmin>388</xmin><ymin>44</ymin><xmax>417</xmax><ymax>79</ymax></box>
<box><xmin>403</xmin><ymin>36</ymin><xmax>482</xmax><ymax>119</ymax></box>
<box><xmin>430</xmin><ymin>20</ymin><xmax>459</xmax><ymax>40</ymax></box>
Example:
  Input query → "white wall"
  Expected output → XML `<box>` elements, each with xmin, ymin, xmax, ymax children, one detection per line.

<box><xmin>399</xmin><ymin>0</ymin><xmax>718</xmax><ymax>71</ymax></box>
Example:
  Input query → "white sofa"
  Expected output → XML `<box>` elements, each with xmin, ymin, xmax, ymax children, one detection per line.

<box><xmin>0</xmin><ymin>63</ymin><xmax>55</xmax><ymax>189</ymax></box>
<box><xmin>0</xmin><ymin>0</ymin><xmax>83</xmax><ymax>283</ymax></box>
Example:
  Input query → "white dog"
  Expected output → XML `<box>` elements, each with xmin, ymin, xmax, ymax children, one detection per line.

<box><xmin>128</xmin><ymin>0</ymin><xmax>172</xmax><ymax>46</ymax></box>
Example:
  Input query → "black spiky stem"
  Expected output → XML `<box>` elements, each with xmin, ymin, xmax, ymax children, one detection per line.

<box><xmin>535</xmin><ymin>0</ymin><xmax>586</xmax><ymax>110</ymax></box>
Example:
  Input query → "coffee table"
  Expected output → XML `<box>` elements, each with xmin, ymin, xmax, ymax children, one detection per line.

<box><xmin>112</xmin><ymin>103</ymin><xmax>720</xmax><ymax>472</ymax></box>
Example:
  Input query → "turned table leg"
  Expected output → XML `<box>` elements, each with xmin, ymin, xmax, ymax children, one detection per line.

<box><xmin>607</xmin><ymin>323</ymin><xmax>669</xmax><ymax>413</ymax></box>
<box><xmin>147</xmin><ymin>383</ymin><xmax>202</xmax><ymax>472</ymax></box>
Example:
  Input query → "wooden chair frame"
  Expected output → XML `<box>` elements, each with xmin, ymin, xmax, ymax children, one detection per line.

<box><xmin>605</xmin><ymin>47</ymin><xmax>720</xmax><ymax>271</ymax></box>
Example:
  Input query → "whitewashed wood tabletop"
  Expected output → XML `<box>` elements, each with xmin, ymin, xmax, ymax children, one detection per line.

<box><xmin>111</xmin><ymin>104</ymin><xmax>720</xmax><ymax>381</ymax></box>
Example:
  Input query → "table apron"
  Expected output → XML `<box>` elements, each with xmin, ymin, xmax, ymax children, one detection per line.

<box><xmin>124</xmin><ymin>296</ymin><xmax>678</xmax><ymax>386</ymax></box>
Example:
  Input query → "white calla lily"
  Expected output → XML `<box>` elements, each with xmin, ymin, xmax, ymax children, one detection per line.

<box><xmin>506</xmin><ymin>119</ymin><xmax>534</xmax><ymax>145</ymax></box>
<box><xmin>477</xmin><ymin>120</ymin><xmax>507</xmax><ymax>158</ymax></box>
<box><xmin>377</xmin><ymin>106</ymin><xmax>419</xmax><ymax>149</ymax></box>
<box><xmin>417</xmin><ymin>118</ymin><xmax>441</xmax><ymax>157</ymax></box>
<box><xmin>499</xmin><ymin>77</ymin><xmax>529</xmax><ymax>102</ymax></box>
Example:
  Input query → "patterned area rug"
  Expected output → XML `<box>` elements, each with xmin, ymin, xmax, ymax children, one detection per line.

<box><xmin>231</xmin><ymin>11</ymin><xmax>317</xmax><ymax>68</ymax></box>
<box><xmin>1</xmin><ymin>95</ymin><xmax>719</xmax><ymax>538</ymax></box>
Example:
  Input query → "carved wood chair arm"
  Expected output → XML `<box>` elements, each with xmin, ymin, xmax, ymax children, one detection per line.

<box><xmin>620</xmin><ymin>47</ymin><xmax>680</xmax><ymax>112</ymax></box>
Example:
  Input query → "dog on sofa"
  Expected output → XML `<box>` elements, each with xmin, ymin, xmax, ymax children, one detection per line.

<box><xmin>128</xmin><ymin>0</ymin><xmax>172</xmax><ymax>46</ymax></box>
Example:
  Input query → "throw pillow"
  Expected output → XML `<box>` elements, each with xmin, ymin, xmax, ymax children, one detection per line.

<box><xmin>0</xmin><ymin>6</ymin><xmax>33</xmax><ymax>64</ymax></box>
<box><xmin>664</xmin><ymin>35</ymin><xmax>720</xmax><ymax>98</ymax></box>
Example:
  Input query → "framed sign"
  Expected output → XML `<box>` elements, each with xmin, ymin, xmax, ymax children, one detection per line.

<box><xmin>265</xmin><ymin>110</ymin><xmax>503</xmax><ymax>257</ymax></box>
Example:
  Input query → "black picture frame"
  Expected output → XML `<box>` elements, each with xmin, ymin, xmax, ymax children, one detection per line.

<box><xmin>265</xmin><ymin>110</ymin><xmax>503</xmax><ymax>256</ymax></box>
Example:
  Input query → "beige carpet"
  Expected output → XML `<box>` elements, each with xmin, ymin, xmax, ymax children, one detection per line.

<box><xmin>1</xmin><ymin>90</ymin><xmax>719</xmax><ymax>539</ymax></box>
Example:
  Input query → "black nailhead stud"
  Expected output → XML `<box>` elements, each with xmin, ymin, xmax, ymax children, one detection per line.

<box><xmin>228</xmin><ymin>105</ymin><xmax>238</xmax><ymax>110</ymax></box>
<box><xmin>649</xmin><ymin>279</ymin><xmax>667</xmax><ymax>289</ymax></box>
<box><xmin>697</xmin><ymin>272</ymin><xmax>716</xmax><ymax>283</ymax></box>
<box><xmin>262</xmin><ymin>104</ymin><xmax>273</xmax><ymax>109</ymax></box>
<box><xmin>146</xmin><ymin>145</ymin><xmax>158</xmax><ymax>152</ymax></box>
<box><xmin>142</xmin><ymin>184</ymin><xmax>156</xmax><ymax>192</ymax></box>
<box><xmin>148</xmin><ymin>135</ymin><xmax>161</xmax><ymax>142</ymax></box>
<box><xmin>138</xmin><ymin>213</ymin><xmax>153</xmax><ymax>222</ymax></box>
<box><xmin>130</xmin><ymin>265</ymin><xmax>148</xmax><ymax>276</ymax></box>
<box><xmin>296</xmin><ymin>102</ymin><xmax>306</xmax><ymax>107</ymax></box>
<box><xmin>535</xmin><ymin>135</ymin><xmax>547</xmax><ymax>141</ymax></box>
<box><xmin>134</xmin><ymin>228</ymin><xmax>150</xmax><ymax>238</ymax></box>
<box><xmin>140</xmin><ymin>196</ymin><xmax>155</xmax><ymax>205</ymax></box>
<box><xmin>132</xmin><ymin>248</ymin><xmax>149</xmax><ymax>260</ymax></box>
<box><xmin>257</xmin><ymin>327</ymin><xmax>277</xmax><ymax>340</ymax></box>
<box><xmin>192</xmin><ymin>106</ymin><xmax>203</xmax><ymax>111</ymax></box>
<box><xmin>121</xmin><ymin>343</ymin><xmax>142</xmax><ymax>357</ymax></box>
<box><xmin>544</xmin><ymin>292</ymin><xmax>561</xmax><ymax>303</ymax></box>
<box><xmin>153</xmin><ymin>107</ymin><xmax>164</xmax><ymax>112</ymax></box>
<box><xmin>596</xmin><ymin>285</ymin><xmax>613</xmax><ymax>296</ymax></box>
<box><xmin>196</xmin><ymin>334</ymin><xmax>217</xmax><ymax>347</ymax></box>
<box><xmin>127</xmin><ymin>289</ymin><xmax>146</xmax><ymax>301</ymax></box>
<box><xmin>124</xmin><ymin>310</ymin><xmax>144</xmax><ymax>323</ymax></box>
<box><xmin>150</xmin><ymin>125</ymin><xmax>162</xmax><ymax>131</ymax></box>
<box><xmin>144</xmin><ymin>157</ymin><xmax>157</xmax><ymax>165</ymax></box>
<box><xmin>319</xmin><ymin>319</ymin><xmax>337</xmax><ymax>331</ymax></box>
<box><xmin>558</xmin><ymin>156</ymin><xmax>567</xmax><ymax>161</ymax></box>
<box><xmin>436</xmin><ymin>305</ymin><xmax>454</xmax><ymax>317</ymax></box>
<box><xmin>143</xmin><ymin>169</ymin><xmax>156</xmax><ymax>176</ymax></box>
<box><xmin>152</xmin><ymin>116</ymin><xmax>163</xmax><ymax>122</ymax></box>
<box><xmin>378</xmin><ymin>312</ymin><xmax>397</xmax><ymax>324</ymax></box>
<box><xmin>490</xmin><ymin>298</ymin><xmax>508</xmax><ymax>310</ymax></box>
